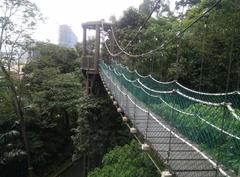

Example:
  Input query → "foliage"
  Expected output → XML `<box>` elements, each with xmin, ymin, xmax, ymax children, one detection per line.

<box><xmin>0</xmin><ymin>1</ymin><xmax>43</xmax><ymax>176</ymax></box>
<box><xmin>114</xmin><ymin>0</ymin><xmax>240</xmax><ymax>92</ymax></box>
<box><xmin>88</xmin><ymin>140</ymin><xmax>159</xmax><ymax>177</ymax></box>
<box><xmin>1</xmin><ymin>0</ymin><xmax>240</xmax><ymax>176</ymax></box>
<box><xmin>106</xmin><ymin>61</ymin><xmax>240</xmax><ymax>174</ymax></box>
<box><xmin>0</xmin><ymin>41</ymin><xmax>82</xmax><ymax>177</ymax></box>
<box><xmin>72</xmin><ymin>96</ymin><xmax>131</xmax><ymax>170</ymax></box>
<box><xmin>149</xmin><ymin>102</ymin><xmax>240</xmax><ymax>174</ymax></box>
<box><xmin>22</xmin><ymin>43</ymin><xmax>82</xmax><ymax>175</ymax></box>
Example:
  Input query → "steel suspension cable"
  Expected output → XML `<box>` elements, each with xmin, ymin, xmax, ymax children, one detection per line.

<box><xmin>100</xmin><ymin>66</ymin><xmax>231</xmax><ymax>176</ymax></box>
<box><xmin>102</xmin><ymin>0</ymin><xmax>162</xmax><ymax>57</ymax></box>
<box><xmin>106</xmin><ymin>0</ymin><xmax>222</xmax><ymax>58</ymax></box>
<box><xmin>101</xmin><ymin>60</ymin><xmax>240</xmax><ymax>138</ymax></box>
<box><xmin>199</xmin><ymin>16</ymin><xmax>208</xmax><ymax>91</ymax></box>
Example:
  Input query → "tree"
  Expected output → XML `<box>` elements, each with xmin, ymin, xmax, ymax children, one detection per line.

<box><xmin>88</xmin><ymin>140</ymin><xmax>159</xmax><ymax>177</ymax></box>
<box><xmin>112</xmin><ymin>0</ymin><xmax>240</xmax><ymax>92</ymax></box>
<box><xmin>139</xmin><ymin>0</ymin><xmax>154</xmax><ymax>15</ymax></box>
<box><xmin>23</xmin><ymin>42</ymin><xmax>82</xmax><ymax>173</ymax></box>
<box><xmin>175</xmin><ymin>0</ymin><xmax>200</xmax><ymax>10</ymax></box>
<box><xmin>0</xmin><ymin>1</ymin><xmax>43</xmax><ymax>176</ymax></box>
<box><xmin>172</xmin><ymin>0</ymin><xmax>240</xmax><ymax>91</ymax></box>
<box><xmin>72</xmin><ymin>96</ymin><xmax>131</xmax><ymax>176</ymax></box>
<box><xmin>0</xmin><ymin>74</ymin><xmax>26</xmax><ymax>177</ymax></box>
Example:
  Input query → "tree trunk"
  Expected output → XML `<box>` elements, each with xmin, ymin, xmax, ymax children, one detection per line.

<box><xmin>82</xmin><ymin>154</ymin><xmax>87</xmax><ymax>177</ymax></box>
<box><xmin>64</xmin><ymin>110</ymin><xmax>72</xmax><ymax>155</ymax></box>
<box><xmin>0</xmin><ymin>65</ymin><xmax>34</xmax><ymax>177</ymax></box>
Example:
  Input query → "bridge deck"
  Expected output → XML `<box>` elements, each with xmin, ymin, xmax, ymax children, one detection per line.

<box><xmin>99</xmin><ymin>69</ymin><xmax>228</xmax><ymax>177</ymax></box>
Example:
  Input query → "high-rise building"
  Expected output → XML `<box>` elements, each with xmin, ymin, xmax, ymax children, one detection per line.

<box><xmin>58</xmin><ymin>25</ymin><xmax>78</xmax><ymax>48</ymax></box>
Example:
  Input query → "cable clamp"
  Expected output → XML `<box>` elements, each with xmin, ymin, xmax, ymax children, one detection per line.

<box><xmin>203</xmin><ymin>8</ymin><xmax>210</xmax><ymax>17</ymax></box>
<box><xmin>176</xmin><ymin>31</ymin><xmax>181</xmax><ymax>38</ymax></box>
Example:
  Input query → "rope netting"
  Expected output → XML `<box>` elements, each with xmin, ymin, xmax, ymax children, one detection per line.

<box><xmin>100</xmin><ymin>60</ymin><xmax>240</xmax><ymax>175</ymax></box>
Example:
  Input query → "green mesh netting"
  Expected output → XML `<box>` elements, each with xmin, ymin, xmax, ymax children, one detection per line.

<box><xmin>100</xmin><ymin>60</ymin><xmax>240</xmax><ymax>175</ymax></box>
<box><xmin>112</xmin><ymin>60</ymin><xmax>240</xmax><ymax>109</ymax></box>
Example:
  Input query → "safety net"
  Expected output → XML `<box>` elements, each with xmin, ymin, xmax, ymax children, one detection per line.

<box><xmin>100</xmin><ymin>60</ymin><xmax>240</xmax><ymax>175</ymax></box>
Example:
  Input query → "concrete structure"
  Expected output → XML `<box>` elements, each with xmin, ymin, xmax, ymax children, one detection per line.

<box><xmin>58</xmin><ymin>25</ymin><xmax>78</xmax><ymax>48</ymax></box>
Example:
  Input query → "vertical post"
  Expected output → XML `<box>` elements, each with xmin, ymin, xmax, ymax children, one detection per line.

<box><xmin>145</xmin><ymin>108</ymin><xmax>150</xmax><ymax>140</ymax></box>
<box><xmin>119</xmin><ymin>84</ymin><xmax>122</xmax><ymax>107</ymax></box>
<box><xmin>159</xmin><ymin>52</ymin><xmax>163</xmax><ymax>80</ymax></box>
<box><xmin>109</xmin><ymin>29</ymin><xmax>114</xmax><ymax>64</ymax></box>
<box><xmin>215</xmin><ymin>102</ymin><xmax>228</xmax><ymax>177</ymax></box>
<box><xmin>95</xmin><ymin>24</ymin><xmax>100</xmax><ymax>71</ymax></box>
<box><xmin>83</xmin><ymin>27</ymin><xmax>87</xmax><ymax>57</ymax></box>
<box><xmin>125</xmin><ymin>94</ymin><xmax>129</xmax><ymax>117</ymax></box>
<box><xmin>167</xmin><ymin>90</ymin><xmax>176</xmax><ymax>165</ymax></box>
<box><xmin>199</xmin><ymin>18</ymin><xmax>208</xmax><ymax>91</ymax></box>
<box><xmin>176</xmin><ymin>36</ymin><xmax>180</xmax><ymax>81</ymax></box>
<box><xmin>109</xmin><ymin>67</ymin><xmax>112</xmax><ymax>91</ymax></box>
<box><xmin>215</xmin><ymin>26</ymin><xmax>235</xmax><ymax>177</ymax></box>
<box><xmin>133</xmin><ymin>96</ymin><xmax>137</xmax><ymax>128</ymax></box>
<box><xmin>237</xmin><ymin>62</ymin><xmax>240</xmax><ymax>91</ymax></box>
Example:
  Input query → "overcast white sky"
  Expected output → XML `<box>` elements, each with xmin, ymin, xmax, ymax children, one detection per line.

<box><xmin>31</xmin><ymin>0</ymin><xmax>176</xmax><ymax>44</ymax></box>
<box><xmin>31</xmin><ymin>0</ymin><xmax>145</xmax><ymax>44</ymax></box>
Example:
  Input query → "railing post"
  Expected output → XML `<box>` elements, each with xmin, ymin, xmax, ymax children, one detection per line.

<box><xmin>109</xmin><ymin>70</ymin><xmax>112</xmax><ymax>95</ymax></box>
<box><xmin>119</xmin><ymin>84</ymin><xmax>123</xmax><ymax>108</ymax></box>
<box><xmin>145</xmin><ymin>107</ymin><xmax>150</xmax><ymax>140</ymax></box>
<box><xmin>125</xmin><ymin>93</ymin><xmax>128</xmax><ymax>116</ymax></box>
<box><xmin>114</xmin><ymin>75</ymin><xmax>116</xmax><ymax>97</ymax></box>
<box><xmin>167</xmin><ymin>90</ymin><xmax>176</xmax><ymax>165</ymax></box>
<box><xmin>133</xmin><ymin>96</ymin><xmax>137</xmax><ymax>128</ymax></box>
<box><xmin>109</xmin><ymin>30</ymin><xmax>114</xmax><ymax>63</ymax></box>
<box><xmin>167</xmin><ymin>124</ymin><xmax>172</xmax><ymax>165</ymax></box>
<box><xmin>82</xmin><ymin>27</ymin><xmax>87</xmax><ymax>57</ymax></box>
<box><xmin>122</xmin><ymin>93</ymin><xmax>128</xmax><ymax>123</ymax></box>
<box><xmin>95</xmin><ymin>24</ymin><xmax>100</xmax><ymax>71</ymax></box>
<box><xmin>107</xmin><ymin>66</ymin><xmax>110</xmax><ymax>87</ymax></box>
<box><xmin>215</xmin><ymin>102</ymin><xmax>227</xmax><ymax>177</ymax></box>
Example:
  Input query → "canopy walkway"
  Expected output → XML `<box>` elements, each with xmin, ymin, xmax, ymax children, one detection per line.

<box><xmin>80</xmin><ymin>0</ymin><xmax>239</xmax><ymax>176</ymax></box>
<box><xmin>99</xmin><ymin>60</ymin><xmax>240</xmax><ymax>177</ymax></box>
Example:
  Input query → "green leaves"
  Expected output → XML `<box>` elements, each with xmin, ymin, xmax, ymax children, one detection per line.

<box><xmin>114</xmin><ymin>0</ymin><xmax>240</xmax><ymax>92</ymax></box>
<box><xmin>72</xmin><ymin>96</ymin><xmax>130</xmax><ymax>163</ymax></box>
<box><xmin>88</xmin><ymin>140</ymin><xmax>159</xmax><ymax>177</ymax></box>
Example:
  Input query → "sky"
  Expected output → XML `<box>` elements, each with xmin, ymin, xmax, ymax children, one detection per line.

<box><xmin>31</xmin><ymin>0</ymin><xmax>176</xmax><ymax>44</ymax></box>
<box><xmin>31</xmin><ymin>0</ymin><xmax>144</xmax><ymax>44</ymax></box>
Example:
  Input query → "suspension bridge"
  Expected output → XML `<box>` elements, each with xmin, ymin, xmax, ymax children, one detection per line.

<box><xmin>80</xmin><ymin>0</ymin><xmax>239</xmax><ymax>176</ymax></box>
<box><xmin>98</xmin><ymin>60</ymin><xmax>239</xmax><ymax>177</ymax></box>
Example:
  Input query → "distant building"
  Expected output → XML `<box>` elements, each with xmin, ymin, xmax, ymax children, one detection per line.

<box><xmin>58</xmin><ymin>25</ymin><xmax>78</xmax><ymax>48</ymax></box>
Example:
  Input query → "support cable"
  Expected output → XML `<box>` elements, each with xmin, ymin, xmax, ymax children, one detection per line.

<box><xmin>103</xmin><ymin>65</ymin><xmax>240</xmax><ymax>140</ymax></box>
<box><xmin>100</xmin><ymin>69</ymin><xmax>163</xmax><ymax>175</ymax></box>
<box><xmin>215</xmin><ymin>27</ymin><xmax>235</xmax><ymax>176</ymax></box>
<box><xmin>105</xmin><ymin>0</ymin><xmax>222</xmax><ymax>58</ymax></box>
<box><xmin>99</xmin><ymin>65</ymin><xmax>230</xmax><ymax>177</ymax></box>
<box><xmin>113</xmin><ymin>60</ymin><xmax>239</xmax><ymax>96</ymax></box>
<box><xmin>101</xmin><ymin>0</ymin><xmax>162</xmax><ymax>57</ymax></box>
<box><xmin>101</xmin><ymin>62</ymin><xmax>240</xmax><ymax>140</ymax></box>
<box><xmin>199</xmin><ymin>15</ymin><xmax>209</xmax><ymax>91</ymax></box>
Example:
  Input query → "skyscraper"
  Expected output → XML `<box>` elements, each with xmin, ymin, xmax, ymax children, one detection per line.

<box><xmin>58</xmin><ymin>25</ymin><xmax>78</xmax><ymax>48</ymax></box>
